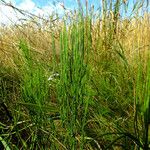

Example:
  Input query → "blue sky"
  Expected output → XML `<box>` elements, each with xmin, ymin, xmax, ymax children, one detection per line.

<box><xmin>0</xmin><ymin>0</ymin><xmax>149</xmax><ymax>25</ymax></box>
<box><xmin>1</xmin><ymin>0</ymin><xmax>150</xmax><ymax>11</ymax></box>
<box><xmin>13</xmin><ymin>0</ymin><xmax>149</xmax><ymax>16</ymax></box>
<box><xmin>0</xmin><ymin>0</ymin><xmax>101</xmax><ymax>25</ymax></box>
<box><xmin>15</xmin><ymin>0</ymin><xmax>49</xmax><ymax>6</ymax></box>
<box><xmin>14</xmin><ymin>0</ymin><xmax>99</xmax><ymax>8</ymax></box>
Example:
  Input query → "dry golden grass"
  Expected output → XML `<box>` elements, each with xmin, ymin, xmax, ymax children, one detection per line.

<box><xmin>0</xmin><ymin>12</ymin><xmax>149</xmax><ymax>69</ymax></box>
<box><xmin>0</xmin><ymin>1</ymin><xmax>150</xmax><ymax>148</ymax></box>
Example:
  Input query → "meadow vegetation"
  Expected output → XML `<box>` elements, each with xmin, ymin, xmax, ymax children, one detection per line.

<box><xmin>0</xmin><ymin>0</ymin><xmax>150</xmax><ymax>149</ymax></box>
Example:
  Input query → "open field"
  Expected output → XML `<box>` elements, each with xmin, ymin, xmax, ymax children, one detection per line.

<box><xmin>0</xmin><ymin>0</ymin><xmax>150</xmax><ymax>149</ymax></box>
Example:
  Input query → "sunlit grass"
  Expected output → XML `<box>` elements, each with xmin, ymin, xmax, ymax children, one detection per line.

<box><xmin>0</xmin><ymin>0</ymin><xmax>150</xmax><ymax>149</ymax></box>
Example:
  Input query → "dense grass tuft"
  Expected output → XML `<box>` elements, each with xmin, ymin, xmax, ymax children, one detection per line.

<box><xmin>0</xmin><ymin>0</ymin><xmax>150</xmax><ymax>149</ymax></box>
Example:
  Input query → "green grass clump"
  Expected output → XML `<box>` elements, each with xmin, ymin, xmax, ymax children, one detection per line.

<box><xmin>57</xmin><ymin>12</ymin><xmax>92</xmax><ymax>149</ymax></box>
<box><xmin>0</xmin><ymin>0</ymin><xmax>150</xmax><ymax>149</ymax></box>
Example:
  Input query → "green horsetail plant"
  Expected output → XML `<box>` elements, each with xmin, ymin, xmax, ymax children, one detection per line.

<box><xmin>19</xmin><ymin>40</ymin><xmax>47</xmax><ymax>120</ymax></box>
<box><xmin>19</xmin><ymin>40</ymin><xmax>52</xmax><ymax>148</ymax></box>
<box><xmin>134</xmin><ymin>54</ymin><xmax>150</xmax><ymax>149</ymax></box>
<box><xmin>58</xmin><ymin>7</ymin><xmax>92</xmax><ymax>149</ymax></box>
<box><xmin>52</xmin><ymin>32</ymin><xmax>57</xmax><ymax>72</ymax></box>
<box><xmin>140</xmin><ymin>56</ymin><xmax>150</xmax><ymax>149</ymax></box>
<box><xmin>89</xmin><ymin>55</ymin><xmax>149</xmax><ymax>149</ymax></box>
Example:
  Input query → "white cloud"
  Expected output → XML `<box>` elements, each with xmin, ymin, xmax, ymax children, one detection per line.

<box><xmin>33</xmin><ymin>2</ymin><xmax>67</xmax><ymax>17</ymax></box>
<box><xmin>1</xmin><ymin>0</ymin><xmax>16</xmax><ymax>4</ymax></box>
<box><xmin>18</xmin><ymin>0</ymin><xmax>36</xmax><ymax>11</ymax></box>
<box><xmin>0</xmin><ymin>0</ymin><xmax>66</xmax><ymax>26</ymax></box>
<box><xmin>0</xmin><ymin>1</ymin><xmax>18</xmax><ymax>25</ymax></box>
<box><xmin>0</xmin><ymin>0</ymin><xmax>27</xmax><ymax>25</ymax></box>
<box><xmin>34</xmin><ymin>5</ymin><xmax>55</xmax><ymax>17</ymax></box>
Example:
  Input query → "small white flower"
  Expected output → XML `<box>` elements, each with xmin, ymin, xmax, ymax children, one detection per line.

<box><xmin>48</xmin><ymin>73</ymin><xmax>59</xmax><ymax>81</ymax></box>
<box><xmin>53</xmin><ymin>73</ymin><xmax>59</xmax><ymax>77</ymax></box>
<box><xmin>48</xmin><ymin>76</ymin><xmax>53</xmax><ymax>81</ymax></box>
